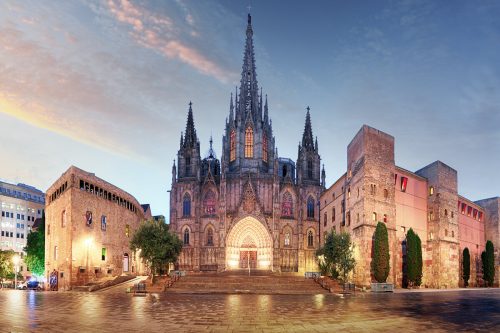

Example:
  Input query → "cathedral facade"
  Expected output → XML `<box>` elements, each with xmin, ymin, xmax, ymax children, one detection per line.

<box><xmin>169</xmin><ymin>14</ymin><xmax>324</xmax><ymax>273</ymax></box>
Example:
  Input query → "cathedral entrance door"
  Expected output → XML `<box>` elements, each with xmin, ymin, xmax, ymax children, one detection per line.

<box><xmin>225</xmin><ymin>216</ymin><xmax>273</xmax><ymax>271</ymax></box>
<box><xmin>239</xmin><ymin>248</ymin><xmax>257</xmax><ymax>269</ymax></box>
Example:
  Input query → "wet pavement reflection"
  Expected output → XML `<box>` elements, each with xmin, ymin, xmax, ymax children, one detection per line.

<box><xmin>0</xmin><ymin>289</ymin><xmax>499</xmax><ymax>332</ymax></box>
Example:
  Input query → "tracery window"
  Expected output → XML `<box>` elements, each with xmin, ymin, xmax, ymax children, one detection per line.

<box><xmin>307</xmin><ymin>159</ymin><xmax>313</xmax><ymax>179</ymax></box>
<box><xmin>183</xmin><ymin>193</ymin><xmax>191</xmax><ymax>217</ymax></box>
<box><xmin>230</xmin><ymin>129</ymin><xmax>236</xmax><ymax>162</ymax></box>
<box><xmin>203</xmin><ymin>190</ymin><xmax>216</xmax><ymax>215</ymax></box>
<box><xmin>245</xmin><ymin>127</ymin><xmax>254</xmax><ymax>158</ymax></box>
<box><xmin>284</xmin><ymin>232</ymin><xmax>290</xmax><ymax>247</ymax></box>
<box><xmin>206</xmin><ymin>228</ymin><xmax>214</xmax><ymax>246</ymax></box>
<box><xmin>307</xmin><ymin>230</ymin><xmax>314</xmax><ymax>247</ymax></box>
<box><xmin>281</xmin><ymin>192</ymin><xmax>293</xmax><ymax>217</ymax></box>
<box><xmin>262</xmin><ymin>134</ymin><xmax>268</xmax><ymax>162</ymax></box>
<box><xmin>184</xmin><ymin>228</ymin><xmax>190</xmax><ymax>245</ymax></box>
<box><xmin>307</xmin><ymin>196</ymin><xmax>315</xmax><ymax>219</ymax></box>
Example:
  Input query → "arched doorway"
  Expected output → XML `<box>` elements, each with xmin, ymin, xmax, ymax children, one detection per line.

<box><xmin>225</xmin><ymin>216</ymin><xmax>273</xmax><ymax>270</ymax></box>
<box><xmin>123</xmin><ymin>253</ymin><xmax>129</xmax><ymax>273</ymax></box>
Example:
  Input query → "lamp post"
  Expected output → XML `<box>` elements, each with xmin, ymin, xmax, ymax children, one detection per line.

<box><xmin>85</xmin><ymin>237</ymin><xmax>93</xmax><ymax>283</ymax></box>
<box><xmin>12</xmin><ymin>254</ymin><xmax>20</xmax><ymax>290</ymax></box>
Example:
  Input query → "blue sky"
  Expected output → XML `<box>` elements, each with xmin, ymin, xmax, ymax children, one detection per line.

<box><xmin>1</xmin><ymin>0</ymin><xmax>499</xmax><ymax>217</ymax></box>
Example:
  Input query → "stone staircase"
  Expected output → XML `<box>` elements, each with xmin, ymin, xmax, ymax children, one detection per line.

<box><xmin>166</xmin><ymin>270</ymin><xmax>329</xmax><ymax>294</ymax></box>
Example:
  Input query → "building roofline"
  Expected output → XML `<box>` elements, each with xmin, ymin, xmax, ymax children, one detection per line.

<box><xmin>458</xmin><ymin>195</ymin><xmax>485</xmax><ymax>211</ymax></box>
<box><xmin>395</xmin><ymin>165</ymin><xmax>428</xmax><ymax>181</ymax></box>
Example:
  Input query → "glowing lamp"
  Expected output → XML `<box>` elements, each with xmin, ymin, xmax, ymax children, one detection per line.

<box><xmin>12</xmin><ymin>254</ymin><xmax>20</xmax><ymax>266</ymax></box>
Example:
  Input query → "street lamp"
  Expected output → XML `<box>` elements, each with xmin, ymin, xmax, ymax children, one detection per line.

<box><xmin>12</xmin><ymin>254</ymin><xmax>20</xmax><ymax>290</ymax></box>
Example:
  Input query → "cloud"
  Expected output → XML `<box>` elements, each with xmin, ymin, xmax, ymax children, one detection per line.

<box><xmin>103</xmin><ymin>0</ymin><xmax>234</xmax><ymax>83</ymax></box>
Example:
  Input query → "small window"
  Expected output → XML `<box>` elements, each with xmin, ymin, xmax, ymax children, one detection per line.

<box><xmin>372</xmin><ymin>212</ymin><xmax>377</xmax><ymax>222</ymax></box>
<box><xmin>383</xmin><ymin>189</ymin><xmax>388</xmax><ymax>199</ymax></box>
<box><xmin>125</xmin><ymin>224</ymin><xmax>130</xmax><ymax>237</ymax></box>
<box><xmin>332</xmin><ymin>208</ymin><xmax>335</xmax><ymax>222</ymax></box>
<box><xmin>451</xmin><ymin>211</ymin><xmax>454</xmax><ymax>218</ymax></box>
<box><xmin>444</xmin><ymin>209</ymin><xmax>448</xmax><ymax>217</ymax></box>
<box><xmin>401</xmin><ymin>177</ymin><xmax>408</xmax><ymax>192</ymax></box>
<box><xmin>323</xmin><ymin>213</ymin><xmax>327</xmax><ymax>227</ymax></box>
<box><xmin>184</xmin><ymin>228</ymin><xmax>190</xmax><ymax>245</ymax></box>
<box><xmin>429</xmin><ymin>211</ymin><xmax>434</xmax><ymax>221</ymax></box>
<box><xmin>347</xmin><ymin>211</ymin><xmax>351</xmax><ymax>226</ymax></box>
<box><xmin>101</xmin><ymin>216</ymin><xmax>107</xmax><ymax>231</ymax></box>
<box><xmin>429</xmin><ymin>186</ymin><xmax>434</xmax><ymax>196</ymax></box>
<box><xmin>206</xmin><ymin>228</ymin><xmax>214</xmax><ymax>246</ymax></box>
<box><xmin>102</xmin><ymin>248</ymin><xmax>107</xmax><ymax>261</ymax></box>
<box><xmin>445</xmin><ymin>229</ymin><xmax>448</xmax><ymax>237</ymax></box>
<box><xmin>54</xmin><ymin>245</ymin><xmax>58</xmax><ymax>261</ymax></box>
<box><xmin>451</xmin><ymin>230</ymin><xmax>454</xmax><ymax>238</ymax></box>
<box><xmin>383</xmin><ymin>214</ymin><xmax>387</xmax><ymax>223</ymax></box>
<box><xmin>348</xmin><ymin>187</ymin><xmax>351</xmax><ymax>198</ymax></box>
<box><xmin>307</xmin><ymin>230</ymin><xmax>314</xmax><ymax>247</ymax></box>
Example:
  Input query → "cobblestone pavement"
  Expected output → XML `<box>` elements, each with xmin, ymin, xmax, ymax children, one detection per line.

<box><xmin>0</xmin><ymin>288</ymin><xmax>498</xmax><ymax>332</ymax></box>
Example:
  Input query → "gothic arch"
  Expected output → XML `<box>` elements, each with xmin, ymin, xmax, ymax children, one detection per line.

<box><xmin>181</xmin><ymin>225</ymin><xmax>192</xmax><ymax>246</ymax></box>
<box><xmin>282</xmin><ymin>225</ymin><xmax>293</xmax><ymax>247</ymax></box>
<box><xmin>204</xmin><ymin>223</ymin><xmax>215</xmax><ymax>246</ymax></box>
<box><xmin>202</xmin><ymin>189</ymin><xmax>217</xmax><ymax>215</ymax></box>
<box><xmin>306</xmin><ymin>227</ymin><xmax>316</xmax><ymax>248</ymax></box>
<box><xmin>225</xmin><ymin>216</ymin><xmax>273</xmax><ymax>270</ymax></box>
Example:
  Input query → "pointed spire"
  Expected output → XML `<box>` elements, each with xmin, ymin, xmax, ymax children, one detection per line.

<box><xmin>229</xmin><ymin>92</ymin><xmax>234</xmax><ymax>123</ymax></box>
<box><xmin>264</xmin><ymin>94</ymin><xmax>268</xmax><ymax>123</ymax></box>
<box><xmin>207</xmin><ymin>135</ymin><xmax>216</xmax><ymax>159</ymax></box>
<box><xmin>172</xmin><ymin>160</ymin><xmax>177</xmax><ymax>184</ymax></box>
<box><xmin>301</xmin><ymin>106</ymin><xmax>315</xmax><ymax>151</ymax></box>
<box><xmin>184</xmin><ymin>101</ymin><xmax>198</xmax><ymax>148</ymax></box>
<box><xmin>259</xmin><ymin>87</ymin><xmax>263</xmax><ymax>119</ymax></box>
<box><xmin>321</xmin><ymin>164</ymin><xmax>326</xmax><ymax>188</ymax></box>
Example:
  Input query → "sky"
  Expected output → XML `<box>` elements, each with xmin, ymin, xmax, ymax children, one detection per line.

<box><xmin>0</xmin><ymin>0</ymin><xmax>499</xmax><ymax>218</ymax></box>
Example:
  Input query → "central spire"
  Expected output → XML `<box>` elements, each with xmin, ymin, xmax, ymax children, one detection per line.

<box><xmin>238</xmin><ymin>13</ymin><xmax>260</xmax><ymax>123</ymax></box>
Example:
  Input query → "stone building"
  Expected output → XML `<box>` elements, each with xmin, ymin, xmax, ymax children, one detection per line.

<box><xmin>169</xmin><ymin>14</ymin><xmax>324</xmax><ymax>273</ymax></box>
<box><xmin>321</xmin><ymin>125</ymin><xmax>496</xmax><ymax>288</ymax></box>
<box><xmin>0</xmin><ymin>180</ymin><xmax>45</xmax><ymax>279</ymax></box>
<box><xmin>45</xmin><ymin>166</ymin><xmax>149</xmax><ymax>290</ymax></box>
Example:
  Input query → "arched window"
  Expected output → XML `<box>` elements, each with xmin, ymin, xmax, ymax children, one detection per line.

<box><xmin>281</xmin><ymin>192</ymin><xmax>293</xmax><ymax>217</ymax></box>
<box><xmin>185</xmin><ymin>157</ymin><xmax>191</xmax><ymax>176</ymax></box>
<box><xmin>230</xmin><ymin>129</ymin><xmax>236</xmax><ymax>162</ymax></box>
<box><xmin>206</xmin><ymin>227</ymin><xmax>214</xmax><ymax>246</ymax></box>
<box><xmin>262</xmin><ymin>134</ymin><xmax>268</xmax><ymax>162</ymax></box>
<box><xmin>245</xmin><ymin>127</ymin><xmax>254</xmax><ymax>158</ymax></box>
<box><xmin>323</xmin><ymin>212</ymin><xmax>327</xmax><ymax>227</ymax></box>
<box><xmin>307</xmin><ymin>197</ymin><xmax>315</xmax><ymax>219</ymax></box>
<box><xmin>182</xmin><ymin>193</ymin><xmax>191</xmax><ymax>217</ymax></box>
<box><xmin>307</xmin><ymin>159</ymin><xmax>313</xmax><ymax>179</ymax></box>
<box><xmin>183</xmin><ymin>228</ymin><xmax>190</xmax><ymax>245</ymax></box>
<box><xmin>284</xmin><ymin>231</ymin><xmax>290</xmax><ymax>247</ymax></box>
<box><xmin>203</xmin><ymin>190</ymin><xmax>216</xmax><ymax>215</ymax></box>
<box><xmin>307</xmin><ymin>230</ymin><xmax>314</xmax><ymax>247</ymax></box>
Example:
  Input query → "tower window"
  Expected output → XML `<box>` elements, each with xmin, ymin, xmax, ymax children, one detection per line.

<box><xmin>429</xmin><ymin>186</ymin><xmax>434</xmax><ymax>196</ymax></box>
<box><xmin>245</xmin><ymin>127</ymin><xmax>254</xmax><ymax>158</ymax></box>
<box><xmin>230</xmin><ymin>129</ymin><xmax>236</xmax><ymax>162</ymax></box>
<box><xmin>307</xmin><ymin>160</ymin><xmax>313</xmax><ymax>179</ymax></box>
<box><xmin>183</xmin><ymin>193</ymin><xmax>191</xmax><ymax>217</ymax></box>
<box><xmin>306</xmin><ymin>197</ymin><xmax>315</xmax><ymax>219</ymax></box>
<box><xmin>185</xmin><ymin>157</ymin><xmax>191</xmax><ymax>176</ymax></box>
<box><xmin>262</xmin><ymin>134</ymin><xmax>268</xmax><ymax>162</ymax></box>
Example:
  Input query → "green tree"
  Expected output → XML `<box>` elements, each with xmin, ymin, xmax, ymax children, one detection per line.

<box><xmin>0</xmin><ymin>250</ymin><xmax>16</xmax><ymax>286</ymax></box>
<box><xmin>415</xmin><ymin>233</ymin><xmax>423</xmax><ymax>286</ymax></box>
<box><xmin>372</xmin><ymin>222</ymin><xmax>390</xmax><ymax>283</ymax></box>
<box><xmin>316</xmin><ymin>231</ymin><xmax>355</xmax><ymax>283</ymax></box>
<box><xmin>462</xmin><ymin>247</ymin><xmax>470</xmax><ymax>287</ymax></box>
<box><xmin>24</xmin><ymin>212</ymin><xmax>45</xmax><ymax>277</ymax></box>
<box><xmin>130</xmin><ymin>218</ymin><xmax>182</xmax><ymax>284</ymax></box>
<box><xmin>481</xmin><ymin>250</ymin><xmax>487</xmax><ymax>286</ymax></box>
<box><xmin>406</xmin><ymin>228</ymin><xmax>422</xmax><ymax>287</ymax></box>
<box><xmin>484</xmin><ymin>240</ymin><xmax>495</xmax><ymax>286</ymax></box>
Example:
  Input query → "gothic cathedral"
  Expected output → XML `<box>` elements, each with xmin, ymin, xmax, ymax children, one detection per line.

<box><xmin>169</xmin><ymin>14</ymin><xmax>325</xmax><ymax>273</ymax></box>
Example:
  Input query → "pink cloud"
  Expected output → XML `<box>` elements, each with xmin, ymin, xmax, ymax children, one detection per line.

<box><xmin>105</xmin><ymin>0</ymin><xmax>233</xmax><ymax>83</ymax></box>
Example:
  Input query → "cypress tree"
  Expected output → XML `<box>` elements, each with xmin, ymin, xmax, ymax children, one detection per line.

<box><xmin>462</xmin><ymin>247</ymin><xmax>470</xmax><ymax>287</ymax></box>
<box><xmin>406</xmin><ymin>228</ymin><xmax>418</xmax><ymax>287</ymax></box>
<box><xmin>481</xmin><ymin>250</ymin><xmax>488</xmax><ymax>286</ymax></box>
<box><xmin>415</xmin><ymin>233</ymin><xmax>423</xmax><ymax>286</ymax></box>
<box><xmin>372</xmin><ymin>222</ymin><xmax>390</xmax><ymax>283</ymax></box>
<box><xmin>485</xmin><ymin>240</ymin><xmax>495</xmax><ymax>286</ymax></box>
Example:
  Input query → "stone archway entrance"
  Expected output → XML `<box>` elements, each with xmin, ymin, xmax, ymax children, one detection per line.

<box><xmin>226</xmin><ymin>216</ymin><xmax>273</xmax><ymax>270</ymax></box>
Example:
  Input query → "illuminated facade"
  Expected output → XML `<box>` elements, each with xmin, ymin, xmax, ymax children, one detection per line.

<box><xmin>44</xmin><ymin>166</ymin><xmax>149</xmax><ymax>290</ymax></box>
<box><xmin>169</xmin><ymin>14</ymin><xmax>325</xmax><ymax>273</ymax></box>
<box><xmin>321</xmin><ymin>125</ymin><xmax>499</xmax><ymax>288</ymax></box>
<box><xmin>0</xmin><ymin>180</ymin><xmax>45</xmax><ymax>279</ymax></box>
